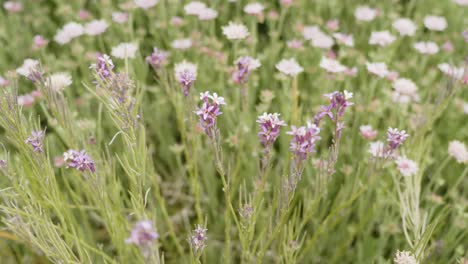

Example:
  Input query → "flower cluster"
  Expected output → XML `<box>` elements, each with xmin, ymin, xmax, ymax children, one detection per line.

<box><xmin>232</xmin><ymin>56</ymin><xmax>261</xmax><ymax>84</ymax></box>
<box><xmin>393</xmin><ymin>250</ymin><xmax>418</xmax><ymax>264</ymax></box>
<box><xmin>314</xmin><ymin>90</ymin><xmax>353</xmax><ymax>139</ymax></box>
<box><xmin>287</xmin><ymin>122</ymin><xmax>321</xmax><ymax>161</ymax></box>
<box><xmin>90</xmin><ymin>54</ymin><xmax>114</xmax><ymax>81</ymax></box>
<box><xmin>63</xmin><ymin>149</ymin><xmax>96</xmax><ymax>173</ymax></box>
<box><xmin>395</xmin><ymin>156</ymin><xmax>419</xmax><ymax>177</ymax></box>
<box><xmin>387</xmin><ymin>128</ymin><xmax>409</xmax><ymax>151</ymax></box>
<box><xmin>126</xmin><ymin>220</ymin><xmax>159</xmax><ymax>247</ymax></box>
<box><xmin>257</xmin><ymin>112</ymin><xmax>286</xmax><ymax>151</ymax></box>
<box><xmin>25</xmin><ymin>130</ymin><xmax>44</xmax><ymax>153</ymax></box>
<box><xmin>188</xmin><ymin>224</ymin><xmax>208</xmax><ymax>256</ymax></box>
<box><xmin>146</xmin><ymin>47</ymin><xmax>169</xmax><ymax>70</ymax></box>
<box><xmin>194</xmin><ymin>92</ymin><xmax>226</xmax><ymax>138</ymax></box>
<box><xmin>174</xmin><ymin>61</ymin><xmax>197</xmax><ymax>96</ymax></box>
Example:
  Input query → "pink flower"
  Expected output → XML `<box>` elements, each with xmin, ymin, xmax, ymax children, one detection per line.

<box><xmin>395</xmin><ymin>157</ymin><xmax>419</xmax><ymax>177</ymax></box>
<box><xmin>360</xmin><ymin>125</ymin><xmax>377</xmax><ymax>140</ymax></box>
<box><xmin>369</xmin><ymin>31</ymin><xmax>396</xmax><ymax>47</ymax></box>
<box><xmin>424</xmin><ymin>15</ymin><xmax>447</xmax><ymax>31</ymax></box>
<box><xmin>442</xmin><ymin>41</ymin><xmax>454</xmax><ymax>52</ymax></box>
<box><xmin>413</xmin><ymin>41</ymin><xmax>439</xmax><ymax>55</ymax></box>
<box><xmin>354</xmin><ymin>6</ymin><xmax>378</xmax><ymax>22</ymax></box>
<box><xmin>112</xmin><ymin>12</ymin><xmax>129</xmax><ymax>24</ymax></box>
<box><xmin>326</xmin><ymin>19</ymin><xmax>339</xmax><ymax>31</ymax></box>
<box><xmin>3</xmin><ymin>1</ymin><xmax>22</xmax><ymax>13</ymax></box>
<box><xmin>33</xmin><ymin>35</ymin><xmax>48</xmax><ymax>50</ymax></box>
<box><xmin>287</xmin><ymin>39</ymin><xmax>303</xmax><ymax>49</ymax></box>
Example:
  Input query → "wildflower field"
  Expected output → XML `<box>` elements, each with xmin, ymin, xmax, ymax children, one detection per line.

<box><xmin>0</xmin><ymin>0</ymin><xmax>467</xmax><ymax>263</ymax></box>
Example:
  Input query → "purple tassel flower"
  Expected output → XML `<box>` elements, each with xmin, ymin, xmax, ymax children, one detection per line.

<box><xmin>314</xmin><ymin>90</ymin><xmax>353</xmax><ymax>126</ymax></box>
<box><xmin>126</xmin><ymin>220</ymin><xmax>159</xmax><ymax>247</ymax></box>
<box><xmin>385</xmin><ymin>127</ymin><xmax>409</xmax><ymax>157</ymax></box>
<box><xmin>175</xmin><ymin>61</ymin><xmax>197</xmax><ymax>97</ymax></box>
<box><xmin>257</xmin><ymin>112</ymin><xmax>286</xmax><ymax>152</ymax></box>
<box><xmin>189</xmin><ymin>224</ymin><xmax>208</xmax><ymax>257</ymax></box>
<box><xmin>25</xmin><ymin>130</ymin><xmax>44</xmax><ymax>153</ymax></box>
<box><xmin>287</xmin><ymin>122</ymin><xmax>321</xmax><ymax>161</ymax></box>
<box><xmin>232</xmin><ymin>56</ymin><xmax>261</xmax><ymax>84</ymax></box>
<box><xmin>90</xmin><ymin>54</ymin><xmax>114</xmax><ymax>81</ymax></box>
<box><xmin>146</xmin><ymin>47</ymin><xmax>169</xmax><ymax>70</ymax></box>
<box><xmin>194</xmin><ymin>91</ymin><xmax>226</xmax><ymax>138</ymax></box>
<box><xmin>63</xmin><ymin>149</ymin><xmax>96</xmax><ymax>173</ymax></box>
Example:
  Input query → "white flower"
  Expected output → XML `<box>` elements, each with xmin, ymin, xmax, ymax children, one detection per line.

<box><xmin>332</xmin><ymin>33</ymin><xmax>354</xmax><ymax>47</ymax></box>
<box><xmin>134</xmin><ymin>0</ymin><xmax>158</xmax><ymax>9</ymax></box>
<box><xmin>54</xmin><ymin>22</ymin><xmax>84</xmax><ymax>45</ymax></box>
<box><xmin>235</xmin><ymin>56</ymin><xmax>261</xmax><ymax>70</ymax></box>
<box><xmin>171</xmin><ymin>38</ymin><xmax>192</xmax><ymax>50</ymax></box>
<box><xmin>448</xmin><ymin>140</ymin><xmax>468</xmax><ymax>163</ymax></box>
<box><xmin>275</xmin><ymin>58</ymin><xmax>304</xmax><ymax>77</ymax></box>
<box><xmin>369</xmin><ymin>31</ymin><xmax>396</xmax><ymax>46</ymax></box>
<box><xmin>16</xmin><ymin>59</ymin><xmax>39</xmax><ymax>77</ymax></box>
<box><xmin>62</xmin><ymin>22</ymin><xmax>84</xmax><ymax>38</ymax></box>
<box><xmin>366</xmin><ymin>62</ymin><xmax>389</xmax><ymax>78</ymax></box>
<box><xmin>302</xmin><ymin>25</ymin><xmax>322</xmax><ymax>40</ymax></box>
<box><xmin>438</xmin><ymin>63</ymin><xmax>464</xmax><ymax>80</ymax></box>
<box><xmin>84</xmin><ymin>20</ymin><xmax>108</xmax><ymax>36</ymax></box>
<box><xmin>413</xmin><ymin>41</ymin><xmax>439</xmax><ymax>55</ymax></box>
<box><xmin>174</xmin><ymin>61</ymin><xmax>197</xmax><ymax>81</ymax></box>
<box><xmin>360</xmin><ymin>125</ymin><xmax>377</xmax><ymax>140</ymax></box>
<box><xmin>49</xmin><ymin>72</ymin><xmax>72</xmax><ymax>92</ymax></box>
<box><xmin>454</xmin><ymin>0</ymin><xmax>468</xmax><ymax>5</ymax></box>
<box><xmin>244</xmin><ymin>3</ymin><xmax>265</xmax><ymax>15</ymax></box>
<box><xmin>395</xmin><ymin>157</ymin><xmax>419</xmax><ymax>177</ymax></box>
<box><xmin>222</xmin><ymin>22</ymin><xmax>249</xmax><ymax>40</ymax></box>
<box><xmin>111</xmin><ymin>42</ymin><xmax>139</xmax><ymax>59</ymax></box>
<box><xmin>184</xmin><ymin>1</ymin><xmax>207</xmax><ymax>15</ymax></box>
<box><xmin>198</xmin><ymin>8</ymin><xmax>218</xmax><ymax>20</ymax></box>
<box><xmin>392</xmin><ymin>78</ymin><xmax>419</xmax><ymax>103</ymax></box>
<box><xmin>344</xmin><ymin>90</ymin><xmax>353</xmax><ymax>100</ymax></box>
<box><xmin>3</xmin><ymin>1</ymin><xmax>22</xmax><ymax>12</ymax></box>
<box><xmin>394</xmin><ymin>250</ymin><xmax>418</xmax><ymax>264</ymax></box>
<box><xmin>112</xmin><ymin>12</ymin><xmax>129</xmax><ymax>24</ymax></box>
<box><xmin>392</xmin><ymin>18</ymin><xmax>417</xmax><ymax>36</ymax></box>
<box><xmin>319</xmin><ymin>57</ymin><xmax>346</xmax><ymax>73</ymax></box>
<box><xmin>424</xmin><ymin>15</ymin><xmax>447</xmax><ymax>31</ymax></box>
<box><xmin>354</xmin><ymin>6</ymin><xmax>378</xmax><ymax>22</ymax></box>
<box><xmin>310</xmin><ymin>32</ymin><xmax>334</xmax><ymax>49</ymax></box>
<box><xmin>369</xmin><ymin>141</ymin><xmax>385</xmax><ymax>158</ymax></box>
<box><xmin>393</xmin><ymin>78</ymin><xmax>418</xmax><ymax>95</ymax></box>
<box><xmin>209</xmin><ymin>93</ymin><xmax>226</xmax><ymax>105</ymax></box>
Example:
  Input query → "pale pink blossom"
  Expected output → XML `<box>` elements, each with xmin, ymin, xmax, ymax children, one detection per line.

<box><xmin>326</xmin><ymin>19</ymin><xmax>339</xmax><ymax>31</ymax></box>
<box><xmin>392</xmin><ymin>78</ymin><xmax>419</xmax><ymax>104</ymax></box>
<box><xmin>84</xmin><ymin>20</ymin><xmax>108</xmax><ymax>36</ymax></box>
<box><xmin>448</xmin><ymin>140</ymin><xmax>468</xmax><ymax>163</ymax></box>
<box><xmin>366</xmin><ymin>62</ymin><xmax>389</xmax><ymax>78</ymax></box>
<box><xmin>413</xmin><ymin>41</ymin><xmax>439</xmax><ymax>55</ymax></box>
<box><xmin>184</xmin><ymin>1</ymin><xmax>207</xmax><ymax>15</ymax></box>
<box><xmin>276</xmin><ymin>58</ymin><xmax>304</xmax><ymax>76</ymax></box>
<box><xmin>454</xmin><ymin>0</ymin><xmax>468</xmax><ymax>5</ymax></box>
<box><xmin>392</xmin><ymin>18</ymin><xmax>417</xmax><ymax>36</ymax></box>
<box><xmin>424</xmin><ymin>15</ymin><xmax>447</xmax><ymax>31</ymax></box>
<box><xmin>369</xmin><ymin>141</ymin><xmax>385</xmax><ymax>158</ymax></box>
<box><xmin>319</xmin><ymin>57</ymin><xmax>346</xmax><ymax>73</ymax></box>
<box><xmin>198</xmin><ymin>8</ymin><xmax>218</xmax><ymax>20</ymax></box>
<box><xmin>171</xmin><ymin>38</ymin><xmax>192</xmax><ymax>50</ymax></box>
<box><xmin>3</xmin><ymin>1</ymin><xmax>22</xmax><ymax>13</ymax></box>
<box><xmin>287</xmin><ymin>39</ymin><xmax>303</xmax><ymax>49</ymax></box>
<box><xmin>332</xmin><ymin>33</ymin><xmax>354</xmax><ymax>47</ymax></box>
<box><xmin>355</xmin><ymin>6</ymin><xmax>378</xmax><ymax>22</ymax></box>
<box><xmin>395</xmin><ymin>157</ymin><xmax>419</xmax><ymax>177</ymax></box>
<box><xmin>369</xmin><ymin>31</ymin><xmax>396</xmax><ymax>46</ymax></box>
<box><xmin>360</xmin><ymin>125</ymin><xmax>377</xmax><ymax>140</ymax></box>
<box><xmin>112</xmin><ymin>12</ymin><xmax>129</xmax><ymax>24</ymax></box>
<box><xmin>442</xmin><ymin>41</ymin><xmax>454</xmax><ymax>52</ymax></box>
<box><xmin>222</xmin><ymin>22</ymin><xmax>250</xmax><ymax>40</ymax></box>
<box><xmin>244</xmin><ymin>3</ymin><xmax>265</xmax><ymax>15</ymax></box>
<box><xmin>134</xmin><ymin>0</ymin><xmax>159</xmax><ymax>9</ymax></box>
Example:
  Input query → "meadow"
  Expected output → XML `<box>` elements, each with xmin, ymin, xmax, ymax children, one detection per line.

<box><xmin>0</xmin><ymin>0</ymin><xmax>467</xmax><ymax>263</ymax></box>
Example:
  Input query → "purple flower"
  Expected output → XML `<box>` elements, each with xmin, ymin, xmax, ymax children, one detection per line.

<box><xmin>386</xmin><ymin>127</ymin><xmax>409</xmax><ymax>150</ymax></box>
<box><xmin>314</xmin><ymin>90</ymin><xmax>353</xmax><ymax>125</ymax></box>
<box><xmin>175</xmin><ymin>61</ymin><xmax>197</xmax><ymax>97</ymax></box>
<box><xmin>257</xmin><ymin>112</ymin><xmax>286</xmax><ymax>151</ymax></box>
<box><xmin>146</xmin><ymin>47</ymin><xmax>169</xmax><ymax>70</ymax></box>
<box><xmin>25</xmin><ymin>130</ymin><xmax>44</xmax><ymax>153</ymax></box>
<box><xmin>126</xmin><ymin>220</ymin><xmax>159</xmax><ymax>247</ymax></box>
<box><xmin>232</xmin><ymin>56</ymin><xmax>261</xmax><ymax>84</ymax></box>
<box><xmin>286</xmin><ymin>122</ymin><xmax>321</xmax><ymax>161</ymax></box>
<box><xmin>90</xmin><ymin>54</ymin><xmax>114</xmax><ymax>81</ymax></box>
<box><xmin>63</xmin><ymin>149</ymin><xmax>96</xmax><ymax>173</ymax></box>
<box><xmin>0</xmin><ymin>159</ymin><xmax>7</xmax><ymax>169</ymax></box>
<box><xmin>194</xmin><ymin>91</ymin><xmax>226</xmax><ymax>138</ymax></box>
<box><xmin>189</xmin><ymin>224</ymin><xmax>208</xmax><ymax>255</ymax></box>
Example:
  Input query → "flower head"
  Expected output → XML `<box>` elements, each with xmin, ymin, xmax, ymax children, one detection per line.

<box><xmin>360</xmin><ymin>125</ymin><xmax>377</xmax><ymax>140</ymax></box>
<box><xmin>369</xmin><ymin>31</ymin><xmax>396</xmax><ymax>46</ymax></box>
<box><xmin>49</xmin><ymin>72</ymin><xmax>72</xmax><ymax>92</ymax></box>
<box><xmin>25</xmin><ymin>130</ymin><xmax>44</xmax><ymax>153</ymax></box>
<box><xmin>354</xmin><ymin>6</ymin><xmax>378</xmax><ymax>22</ymax></box>
<box><xmin>395</xmin><ymin>157</ymin><xmax>419</xmax><ymax>177</ymax></box>
<box><xmin>90</xmin><ymin>54</ymin><xmax>114</xmax><ymax>81</ymax></box>
<box><xmin>448</xmin><ymin>140</ymin><xmax>468</xmax><ymax>163</ymax></box>
<box><xmin>54</xmin><ymin>22</ymin><xmax>84</xmax><ymax>45</ymax></box>
<box><xmin>394</xmin><ymin>250</ymin><xmax>418</xmax><ymax>264</ymax></box>
<box><xmin>369</xmin><ymin>141</ymin><xmax>385</xmax><ymax>158</ymax></box>
<box><xmin>257</xmin><ymin>113</ymin><xmax>286</xmax><ymax>150</ymax></box>
<box><xmin>126</xmin><ymin>220</ymin><xmax>159</xmax><ymax>254</ymax></box>
<box><xmin>413</xmin><ymin>41</ymin><xmax>439</xmax><ymax>55</ymax></box>
<box><xmin>33</xmin><ymin>35</ymin><xmax>48</xmax><ymax>49</ymax></box>
<box><xmin>175</xmin><ymin>61</ymin><xmax>197</xmax><ymax>96</ymax></box>
<box><xmin>146</xmin><ymin>47</ymin><xmax>169</xmax><ymax>70</ymax></box>
<box><xmin>276</xmin><ymin>58</ymin><xmax>303</xmax><ymax>77</ymax></box>
<box><xmin>287</xmin><ymin>122</ymin><xmax>321</xmax><ymax>161</ymax></box>
<box><xmin>366</xmin><ymin>62</ymin><xmax>389</xmax><ymax>78</ymax></box>
<box><xmin>112</xmin><ymin>12</ymin><xmax>129</xmax><ymax>24</ymax></box>
<box><xmin>171</xmin><ymin>38</ymin><xmax>192</xmax><ymax>50</ymax></box>
<box><xmin>134</xmin><ymin>0</ymin><xmax>159</xmax><ymax>9</ymax></box>
<box><xmin>319</xmin><ymin>57</ymin><xmax>347</xmax><ymax>73</ymax></box>
<box><xmin>232</xmin><ymin>56</ymin><xmax>261</xmax><ymax>84</ymax></box>
<box><xmin>63</xmin><ymin>149</ymin><xmax>96</xmax><ymax>173</ymax></box>
<box><xmin>184</xmin><ymin>1</ymin><xmax>207</xmax><ymax>15</ymax></box>
<box><xmin>3</xmin><ymin>1</ymin><xmax>22</xmax><ymax>13</ymax></box>
<box><xmin>332</xmin><ymin>33</ymin><xmax>354</xmax><ymax>47</ymax></box>
<box><xmin>222</xmin><ymin>22</ymin><xmax>250</xmax><ymax>40</ymax></box>
<box><xmin>84</xmin><ymin>20</ymin><xmax>108</xmax><ymax>36</ymax></box>
<box><xmin>111</xmin><ymin>42</ymin><xmax>138</xmax><ymax>59</ymax></box>
<box><xmin>189</xmin><ymin>224</ymin><xmax>208</xmax><ymax>256</ymax></box>
<box><xmin>424</xmin><ymin>15</ymin><xmax>447</xmax><ymax>31</ymax></box>
<box><xmin>387</xmin><ymin>128</ymin><xmax>409</xmax><ymax>150</ymax></box>
<box><xmin>392</xmin><ymin>78</ymin><xmax>419</xmax><ymax>104</ymax></box>
<box><xmin>195</xmin><ymin>92</ymin><xmax>226</xmax><ymax>138</ymax></box>
<box><xmin>392</xmin><ymin>18</ymin><xmax>417</xmax><ymax>36</ymax></box>
<box><xmin>16</xmin><ymin>59</ymin><xmax>40</xmax><ymax>78</ymax></box>
<box><xmin>244</xmin><ymin>3</ymin><xmax>265</xmax><ymax>15</ymax></box>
